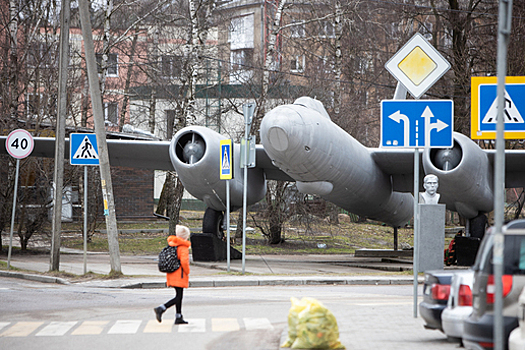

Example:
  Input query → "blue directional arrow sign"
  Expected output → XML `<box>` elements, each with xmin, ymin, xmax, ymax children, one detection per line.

<box><xmin>381</xmin><ymin>100</ymin><xmax>454</xmax><ymax>148</ymax></box>
<box><xmin>70</xmin><ymin>133</ymin><xmax>99</xmax><ymax>165</ymax></box>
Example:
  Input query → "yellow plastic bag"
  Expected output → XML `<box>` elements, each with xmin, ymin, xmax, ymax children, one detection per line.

<box><xmin>281</xmin><ymin>297</ymin><xmax>345</xmax><ymax>349</ymax></box>
<box><xmin>281</xmin><ymin>297</ymin><xmax>311</xmax><ymax>347</ymax></box>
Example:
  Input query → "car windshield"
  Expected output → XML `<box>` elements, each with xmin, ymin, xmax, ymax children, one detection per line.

<box><xmin>483</xmin><ymin>234</ymin><xmax>525</xmax><ymax>275</ymax></box>
<box><xmin>473</xmin><ymin>232</ymin><xmax>493</xmax><ymax>272</ymax></box>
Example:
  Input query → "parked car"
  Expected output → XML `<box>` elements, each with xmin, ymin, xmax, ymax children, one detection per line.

<box><xmin>442</xmin><ymin>269</ymin><xmax>474</xmax><ymax>343</ymax></box>
<box><xmin>509</xmin><ymin>287</ymin><xmax>525</xmax><ymax>350</ymax></box>
<box><xmin>463</xmin><ymin>219</ymin><xmax>525</xmax><ymax>350</ymax></box>
<box><xmin>420</xmin><ymin>269</ymin><xmax>454</xmax><ymax>331</ymax></box>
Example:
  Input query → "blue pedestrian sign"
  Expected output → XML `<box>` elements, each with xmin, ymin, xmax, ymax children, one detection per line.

<box><xmin>381</xmin><ymin>100</ymin><xmax>454</xmax><ymax>148</ymax></box>
<box><xmin>471</xmin><ymin>76</ymin><xmax>525</xmax><ymax>139</ymax></box>
<box><xmin>220</xmin><ymin>139</ymin><xmax>233</xmax><ymax>180</ymax></box>
<box><xmin>70</xmin><ymin>133</ymin><xmax>99</xmax><ymax>165</ymax></box>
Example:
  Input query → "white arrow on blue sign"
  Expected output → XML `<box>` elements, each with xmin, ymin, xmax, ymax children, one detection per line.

<box><xmin>70</xmin><ymin>133</ymin><xmax>99</xmax><ymax>165</ymax></box>
<box><xmin>381</xmin><ymin>100</ymin><xmax>454</xmax><ymax>148</ymax></box>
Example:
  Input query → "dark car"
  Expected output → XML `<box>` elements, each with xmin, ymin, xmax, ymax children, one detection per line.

<box><xmin>420</xmin><ymin>269</ymin><xmax>454</xmax><ymax>331</ymax></box>
<box><xmin>463</xmin><ymin>219</ymin><xmax>525</xmax><ymax>350</ymax></box>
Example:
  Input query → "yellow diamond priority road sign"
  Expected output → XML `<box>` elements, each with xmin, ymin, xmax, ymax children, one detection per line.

<box><xmin>385</xmin><ymin>33</ymin><xmax>450</xmax><ymax>99</ymax></box>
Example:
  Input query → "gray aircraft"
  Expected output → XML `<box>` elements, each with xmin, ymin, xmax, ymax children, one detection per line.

<box><xmin>3</xmin><ymin>96</ymin><xmax>525</xmax><ymax>237</ymax></box>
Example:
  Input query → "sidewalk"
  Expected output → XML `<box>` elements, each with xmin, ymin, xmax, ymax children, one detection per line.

<box><xmin>0</xmin><ymin>248</ymin><xmax>420</xmax><ymax>288</ymax></box>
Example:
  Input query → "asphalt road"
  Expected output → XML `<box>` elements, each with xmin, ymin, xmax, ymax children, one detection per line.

<box><xmin>0</xmin><ymin>277</ymin><xmax>460</xmax><ymax>350</ymax></box>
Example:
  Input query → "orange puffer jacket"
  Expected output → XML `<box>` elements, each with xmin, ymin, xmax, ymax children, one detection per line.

<box><xmin>165</xmin><ymin>235</ymin><xmax>191</xmax><ymax>288</ymax></box>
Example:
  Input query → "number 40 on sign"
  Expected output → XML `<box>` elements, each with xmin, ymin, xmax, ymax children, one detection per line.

<box><xmin>6</xmin><ymin>129</ymin><xmax>34</xmax><ymax>159</ymax></box>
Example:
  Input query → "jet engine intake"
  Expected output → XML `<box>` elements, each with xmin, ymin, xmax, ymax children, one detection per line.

<box><xmin>423</xmin><ymin>132</ymin><xmax>493</xmax><ymax>219</ymax></box>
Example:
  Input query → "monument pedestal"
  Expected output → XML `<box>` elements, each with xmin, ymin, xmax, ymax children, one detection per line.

<box><xmin>417</xmin><ymin>204</ymin><xmax>445</xmax><ymax>272</ymax></box>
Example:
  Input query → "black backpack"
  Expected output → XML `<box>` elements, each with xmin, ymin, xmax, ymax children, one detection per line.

<box><xmin>158</xmin><ymin>245</ymin><xmax>181</xmax><ymax>273</ymax></box>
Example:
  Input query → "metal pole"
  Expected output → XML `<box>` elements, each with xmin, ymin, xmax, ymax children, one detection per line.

<box><xmin>242</xmin><ymin>137</ymin><xmax>248</xmax><ymax>274</ymax></box>
<box><xmin>83</xmin><ymin>166</ymin><xmax>88</xmax><ymax>274</ymax></box>
<box><xmin>50</xmin><ymin>0</ymin><xmax>70</xmax><ymax>271</ymax></box>
<box><xmin>226</xmin><ymin>179</ymin><xmax>231</xmax><ymax>272</ymax></box>
<box><xmin>413</xmin><ymin>148</ymin><xmax>420</xmax><ymax>318</ymax></box>
<box><xmin>494</xmin><ymin>0</ymin><xmax>513</xmax><ymax>349</ymax></box>
<box><xmin>79</xmin><ymin>0</ymin><xmax>121</xmax><ymax>273</ymax></box>
<box><xmin>7</xmin><ymin>159</ymin><xmax>20</xmax><ymax>269</ymax></box>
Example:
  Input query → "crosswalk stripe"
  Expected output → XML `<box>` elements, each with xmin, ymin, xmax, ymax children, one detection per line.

<box><xmin>0</xmin><ymin>318</ymin><xmax>275</xmax><ymax>336</ymax></box>
<box><xmin>0</xmin><ymin>322</ymin><xmax>44</xmax><ymax>337</ymax></box>
<box><xmin>71</xmin><ymin>321</ymin><xmax>108</xmax><ymax>335</ymax></box>
<box><xmin>212</xmin><ymin>318</ymin><xmax>240</xmax><ymax>332</ymax></box>
<box><xmin>108</xmin><ymin>320</ymin><xmax>142</xmax><ymax>334</ymax></box>
<box><xmin>36</xmin><ymin>322</ymin><xmax>77</xmax><ymax>336</ymax></box>
<box><xmin>177</xmin><ymin>319</ymin><xmax>205</xmax><ymax>333</ymax></box>
<box><xmin>143</xmin><ymin>320</ymin><xmax>172</xmax><ymax>333</ymax></box>
<box><xmin>244</xmin><ymin>318</ymin><xmax>274</xmax><ymax>331</ymax></box>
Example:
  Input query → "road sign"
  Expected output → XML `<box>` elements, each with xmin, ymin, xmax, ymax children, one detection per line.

<box><xmin>471</xmin><ymin>76</ymin><xmax>525</xmax><ymax>139</ymax></box>
<box><xmin>6</xmin><ymin>129</ymin><xmax>34</xmax><ymax>159</ymax></box>
<box><xmin>240</xmin><ymin>136</ymin><xmax>256</xmax><ymax>168</ymax></box>
<box><xmin>220</xmin><ymin>139</ymin><xmax>233</xmax><ymax>180</ymax></box>
<box><xmin>70</xmin><ymin>133</ymin><xmax>99</xmax><ymax>165</ymax></box>
<box><xmin>381</xmin><ymin>100</ymin><xmax>454</xmax><ymax>148</ymax></box>
<box><xmin>385</xmin><ymin>33</ymin><xmax>451</xmax><ymax>99</ymax></box>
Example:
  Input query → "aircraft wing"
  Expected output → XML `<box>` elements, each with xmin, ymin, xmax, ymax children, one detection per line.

<box><xmin>370</xmin><ymin>148</ymin><xmax>419</xmax><ymax>193</ymax></box>
<box><xmin>1</xmin><ymin>137</ymin><xmax>174</xmax><ymax>171</ymax></box>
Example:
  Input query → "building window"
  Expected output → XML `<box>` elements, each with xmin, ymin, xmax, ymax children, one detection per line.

<box><xmin>290</xmin><ymin>55</ymin><xmax>305</xmax><ymax>73</ymax></box>
<box><xmin>229</xmin><ymin>14</ymin><xmax>254</xmax><ymax>50</ymax></box>
<box><xmin>27</xmin><ymin>93</ymin><xmax>42</xmax><ymax>116</ymax></box>
<box><xmin>27</xmin><ymin>42</ymin><xmax>55</xmax><ymax>68</ymax></box>
<box><xmin>290</xmin><ymin>21</ymin><xmax>305</xmax><ymax>38</ymax></box>
<box><xmin>96</xmin><ymin>53</ymin><xmax>118</xmax><ymax>76</ymax></box>
<box><xmin>319</xmin><ymin>20</ymin><xmax>335</xmax><ymax>38</ymax></box>
<box><xmin>104</xmin><ymin>102</ymin><xmax>118</xmax><ymax>125</ymax></box>
<box><xmin>317</xmin><ymin>57</ymin><xmax>334</xmax><ymax>74</ymax></box>
<box><xmin>161</xmin><ymin>55</ymin><xmax>181</xmax><ymax>78</ymax></box>
<box><xmin>231</xmin><ymin>49</ymin><xmax>253</xmax><ymax>71</ymax></box>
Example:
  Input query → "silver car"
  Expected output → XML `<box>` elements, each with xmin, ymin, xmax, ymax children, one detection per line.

<box><xmin>442</xmin><ymin>269</ymin><xmax>474</xmax><ymax>342</ymax></box>
<box><xmin>463</xmin><ymin>220</ymin><xmax>525</xmax><ymax>350</ymax></box>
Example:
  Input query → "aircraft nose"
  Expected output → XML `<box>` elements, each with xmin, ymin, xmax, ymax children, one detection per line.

<box><xmin>260</xmin><ymin>106</ymin><xmax>298</xmax><ymax>153</ymax></box>
<box><xmin>266</xmin><ymin>126</ymin><xmax>289</xmax><ymax>151</ymax></box>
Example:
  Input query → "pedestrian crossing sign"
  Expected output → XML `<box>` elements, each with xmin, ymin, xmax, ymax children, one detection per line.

<box><xmin>220</xmin><ymin>139</ymin><xmax>233</xmax><ymax>180</ymax></box>
<box><xmin>70</xmin><ymin>133</ymin><xmax>99</xmax><ymax>165</ymax></box>
<box><xmin>471</xmin><ymin>76</ymin><xmax>525</xmax><ymax>139</ymax></box>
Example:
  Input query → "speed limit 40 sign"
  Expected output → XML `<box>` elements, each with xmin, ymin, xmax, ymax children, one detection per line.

<box><xmin>6</xmin><ymin>129</ymin><xmax>34</xmax><ymax>159</ymax></box>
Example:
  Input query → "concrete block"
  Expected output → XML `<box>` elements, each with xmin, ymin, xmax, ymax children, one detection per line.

<box><xmin>418</xmin><ymin>204</ymin><xmax>445</xmax><ymax>272</ymax></box>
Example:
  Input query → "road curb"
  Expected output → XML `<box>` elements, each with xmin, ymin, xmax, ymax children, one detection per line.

<box><xmin>0</xmin><ymin>270</ymin><xmax>71</xmax><ymax>285</ymax></box>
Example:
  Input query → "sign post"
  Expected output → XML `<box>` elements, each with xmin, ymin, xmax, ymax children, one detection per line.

<box><xmin>242</xmin><ymin>102</ymin><xmax>255</xmax><ymax>275</ymax></box>
<box><xmin>70</xmin><ymin>133</ymin><xmax>100</xmax><ymax>274</ymax></box>
<box><xmin>220</xmin><ymin>139</ymin><xmax>233</xmax><ymax>272</ymax></box>
<box><xmin>384</xmin><ymin>32</ymin><xmax>451</xmax><ymax>318</ymax></box>
<box><xmin>5</xmin><ymin>129</ymin><xmax>34</xmax><ymax>268</ymax></box>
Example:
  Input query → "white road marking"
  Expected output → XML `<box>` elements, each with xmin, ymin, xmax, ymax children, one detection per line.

<box><xmin>177</xmin><ymin>319</ymin><xmax>205</xmax><ymax>333</ymax></box>
<box><xmin>108</xmin><ymin>320</ymin><xmax>142</xmax><ymax>334</ymax></box>
<box><xmin>212</xmin><ymin>318</ymin><xmax>240</xmax><ymax>332</ymax></box>
<box><xmin>244</xmin><ymin>318</ymin><xmax>274</xmax><ymax>331</ymax></box>
<box><xmin>71</xmin><ymin>321</ymin><xmax>108</xmax><ymax>335</ymax></box>
<box><xmin>36</xmin><ymin>321</ymin><xmax>77</xmax><ymax>336</ymax></box>
<box><xmin>143</xmin><ymin>320</ymin><xmax>172</xmax><ymax>333</ymax></box>
<box><xmin>0</xmin><ymin>322</ymin><xmax>43</xmax><ymax>337</ymax></box>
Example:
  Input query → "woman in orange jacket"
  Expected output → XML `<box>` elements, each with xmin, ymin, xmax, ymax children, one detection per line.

<box><xmin>154</xmin><ymin>225</ymin><xmax>191</xmax><ymax>324</ymax></box>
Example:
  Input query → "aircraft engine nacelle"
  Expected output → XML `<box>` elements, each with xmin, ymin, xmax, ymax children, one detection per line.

<box><xmin>169</xmin><ymin>126</ymin><xmax>266</xmax><ymax>212</ymax></box>
<box><xmin>423</xmin><ymin>132</ymin><xmax>493</xmax><ymax>219</ymax></box>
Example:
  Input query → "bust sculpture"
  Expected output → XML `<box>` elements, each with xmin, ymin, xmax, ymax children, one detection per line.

<box><xmin>419</xmin><ymin>174</ymin><xmax>440</xmax><ymax>204</ymax></box>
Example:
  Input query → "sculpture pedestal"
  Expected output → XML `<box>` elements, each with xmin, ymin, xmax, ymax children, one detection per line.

<box><xmin>417</xmin><ymin>204</ymin><xmax>445</xmax><ymax>272</ymax></box>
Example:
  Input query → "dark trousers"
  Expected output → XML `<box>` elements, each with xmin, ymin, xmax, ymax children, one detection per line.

<box><xmin>164</xmin><ymin>287</ymin><xmax>184</xmax><ymax>314</ymax></box>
